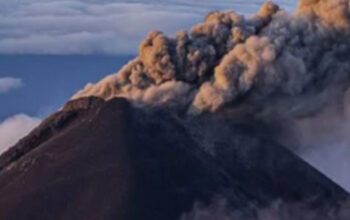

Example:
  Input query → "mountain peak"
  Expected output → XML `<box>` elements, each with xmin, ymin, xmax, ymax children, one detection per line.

<box><xmin>0</xmin><ymin>97</ymin><xmax>348</xmax><ymax>219</ymax></box>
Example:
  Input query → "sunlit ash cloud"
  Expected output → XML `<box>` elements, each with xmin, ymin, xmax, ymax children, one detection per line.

<box><xmin>72</xmin><ymin>0</ymin><xmax>350</xmax><ymax>192</ymax></box>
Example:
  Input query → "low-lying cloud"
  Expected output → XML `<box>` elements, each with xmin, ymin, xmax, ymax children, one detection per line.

<box><xmin>0</xmin><ymin>114</ymin><xmax>41</xmax><ymax>155</ymax></box>
<box><xmin>0</xmin><ymin>77</ymin><xmax>22</xmax><ymax>94</ymax></box>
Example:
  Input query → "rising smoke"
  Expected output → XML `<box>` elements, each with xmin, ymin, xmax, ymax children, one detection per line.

<box><xmin>73</xmin><ymin>0</ymin><xmax>350</xmax><ymax>115</ymax></box>
<box><xmin>73</xmin><ymin>0</ymin><xmax>350</xmax><ymax>195</ymax></box>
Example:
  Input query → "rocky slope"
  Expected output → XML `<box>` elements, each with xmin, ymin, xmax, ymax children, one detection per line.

<box><xmin>0</xmin><ymin>97</ymin><xmax>348</xmax><ymax>220</ymax></box>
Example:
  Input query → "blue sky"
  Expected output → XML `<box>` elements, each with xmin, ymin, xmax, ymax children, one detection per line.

<box><xmin>0</xmin><ymin>0</ymin><xmax>296</xmax><ymax>152</ymax></box>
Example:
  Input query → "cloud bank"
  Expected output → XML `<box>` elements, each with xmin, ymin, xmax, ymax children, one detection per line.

<box><xmin>0</xmin><ymin>77</ymin><xmax>22</xmax><ymax>93</ymax></box>
<box><xmin>0</xmin><ymin>0</ymin><xmax>294</xmax><ymax>54</ymax></box>
<box><xmin>0</xmin><ymin>114</ymin><xmax>41</xmax><ymax>155</ymax></box>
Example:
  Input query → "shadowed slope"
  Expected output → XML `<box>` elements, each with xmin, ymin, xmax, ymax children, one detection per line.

<box><xmin>0</xmin><ymin>97</ymin><xmax>348</xmax><ymax>220</ymax></box>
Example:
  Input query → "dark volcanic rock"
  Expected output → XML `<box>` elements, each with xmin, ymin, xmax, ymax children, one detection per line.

<box><xmin>0</xmin><ymin>97</ymin><xmax>348</xmax><ymax>220</ymax></box>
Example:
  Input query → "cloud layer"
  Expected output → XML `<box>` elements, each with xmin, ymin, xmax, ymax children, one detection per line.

<box><xmin>0</xmin><ymin>77</ymin><xmax>22</xmax><ymax>93</ymax></box>
<box><xmin>0</xmin><ymin>114</ymin><xmax>41</xmax><ymax>155</ymax></box>
<box><xmin>0</xmin><ymin>0</ymin><xmax>294</xmax><ymax>54</ymax></box>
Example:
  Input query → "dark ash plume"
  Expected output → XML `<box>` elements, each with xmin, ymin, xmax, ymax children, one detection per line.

<box><xmin>73</xmin><ymin>0</ymin><xmax>350</xmax><ymax>117</ymax></box>
<box><xmin>73</xmin><ymin>0</ymin><xmax>350</xmax><ymax>194</ymax></box>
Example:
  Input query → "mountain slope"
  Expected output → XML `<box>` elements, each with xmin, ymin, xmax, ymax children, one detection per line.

<box><xmin>0</xmin><ymin>97</ymin><xmax>347</xmax><ymax>220</ymax></box>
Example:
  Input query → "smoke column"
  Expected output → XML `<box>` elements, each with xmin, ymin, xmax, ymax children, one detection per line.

<box><xmin>73</xmin><ymin>0</ymin><xmax>350</xmax><ymax>191</ymax></box>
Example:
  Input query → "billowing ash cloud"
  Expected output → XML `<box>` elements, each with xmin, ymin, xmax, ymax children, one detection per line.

<box><xmin>73</xmin><ymin>0</ymin><xmax>350</xmax><ymax>190</ymax></box>
<box><xmin>73</xmin><ymin>0</ymin><xmax>350</xmax><ymax>114</ymax></box>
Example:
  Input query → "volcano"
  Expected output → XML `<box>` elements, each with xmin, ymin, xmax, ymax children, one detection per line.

<box><xmin>2</xmin><ymin>0</ymin><xmax>350</xmax><ymax>219</ymax></box>
<box><xmin>0</xmin><ymin>97</ymin><xmax>348</xmax><ymax>220</ymax></box>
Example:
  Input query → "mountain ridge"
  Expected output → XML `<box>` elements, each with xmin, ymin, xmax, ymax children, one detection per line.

<box><xmin>0</xmin><ymin>97</ymin><xmax>348</xmax><ymax>220</ymax></box>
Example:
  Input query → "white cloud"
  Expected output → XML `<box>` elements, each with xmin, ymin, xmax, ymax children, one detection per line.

<box><xmin>0</xmin><ymin>0</ymin><xmax>295</xmax><ymax>55</ymax></box>
<box><xmin>0</xmin><ymin>114</ymin><xmax>41</xmax><ymax>155</ymax></box>
<box><xmin>0</xmin><ymin>77</ymin><xmax>23</xmax><ymax>93</ymax></box>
